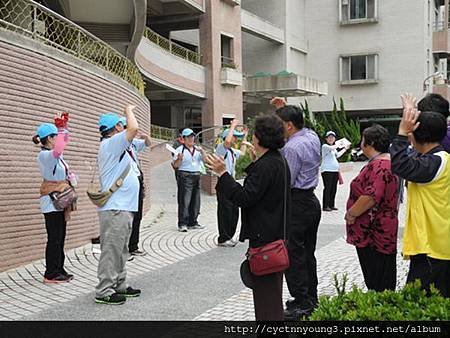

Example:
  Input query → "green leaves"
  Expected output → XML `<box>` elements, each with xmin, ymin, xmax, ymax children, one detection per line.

<box><xmin>309</xmin><ymin>279</ymin><xmax>450</xmax><ymax>321</ymax></box>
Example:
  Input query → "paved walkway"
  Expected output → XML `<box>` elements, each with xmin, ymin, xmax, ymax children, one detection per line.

<box><xmin>0</xmin><ymin>160</ymin><xmax>407</xmax><ymax>321</ymax></box>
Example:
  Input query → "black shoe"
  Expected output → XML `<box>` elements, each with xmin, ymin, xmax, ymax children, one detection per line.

<box><xmin>95</xmin><ymin>293</ymin><xmax>126</xmax><ymax>305</ymax></box>
<box><xmin>284</xmin><ymin>305</ymin><xmax>313</xmax><ymax>321</ymax></box>
<box><xmin>43</xmin><ymin>274</ymin><xmax>71</xmax><ymax>284</ymax></box>
<box><xmin>331</xmin><ymin>207</ymin><xmax>338</xmax><ymax>211</ymax></box>
<box><xmin>61</xmin><ymin>270</ymin><xmax>74</xmax><ymax>280</ymax></box>
<box><xmin>117</xmin><ymin>286</ymin><xmax>141</xmax><ymax>298</ymax></box>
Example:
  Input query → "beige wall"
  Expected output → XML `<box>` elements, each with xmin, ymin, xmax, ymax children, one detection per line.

<box><xmin>302</xmin><ymin>0</ymin><xmax>432</xmax><ymax>113</ymax></box>
<box><xmin>200</xmin><ymin>0</ymin><xmax>243</xmax><ymax>127</ymax></box>
<box><xmin>0</xmin><ymin>39</ymin><xmax>151</xmax><ymax>272</ymax></box>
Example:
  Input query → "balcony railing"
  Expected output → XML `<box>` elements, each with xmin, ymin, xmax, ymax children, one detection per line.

<box><xmin>0</xmin><ymin>0</ymin><xmax>145</xmax><ymax>93</ymax></box>
<box><xmin>434</xmin><ymin>21</ymin><xmax>446</xmax><ymax>31</ymax></box>
<box><xmin>144</xmin><ymin>27</ymin><xmax>202</xmax><ymax>65</ymax></box>
<box><xmin>221</xmin><ymin>56</ymin><xmax>237</xmax><ymax>69</ymax></box>
<box><xmin>151</xmin><ymin>124</ymin><xmax>177</xmax><ymax>141</ymax></box>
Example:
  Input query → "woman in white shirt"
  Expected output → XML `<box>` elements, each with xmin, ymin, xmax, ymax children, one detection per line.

<box><xmin>321</xmin><ymin>131</ymin><xmax>348</xmax><ymax>212</ymax></box>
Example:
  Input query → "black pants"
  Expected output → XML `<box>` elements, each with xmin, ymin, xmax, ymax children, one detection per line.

<box><xmin>285</xmin><ymin>189</ymin><xmax>321</xmax><ymax>306</ymax></box>
<box><xmin>321</xmin><ymin>171</ymin><xmax>339</xmax><ymax>209</ymax></box>
<box><xmin>217</xmin><ymin>190</ymin><xmax>239</xmax><ymax>243</ymax></box>
<box><xmin>129</xmin><ymin>177</ymin><xmax>144</xmax><ymax>252</ymax></box>
<box><xmin>356</xmin><ymin>246</ymin><xmax>396</xmax><ymax>291</ymax></box>
<box><xmin>44</xmin><ymin>211</ymin><xmax>67</xmax><ymax>279</ymax></box>
<box><xmin>177</xmin><ymin>171</ymin><xmax>201</xmax><ymax>228</ymax></box>
<box><xmin>407</xmin><ymin>254</ymin><xmax>450</xmax><ymax>298</ymax></box>
<box><xmin>253</xmin><ymin>271</ymin><xmax>284</xmax><ymax>321</ymax></box>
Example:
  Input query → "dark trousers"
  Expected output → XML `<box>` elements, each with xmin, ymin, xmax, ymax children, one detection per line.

<box><xmin>253</xmin><ymin>271</ymin><xmax>284</xmax><ymax>321</ymax></box>
<box><xmin>356</xmin><ymin>246</ymin><xmax>396</xmax><ymax>291</ymax></box>
<box><xmin>407</xmin><ymin>254</ymin><xmax>450</xmax><ymax>298</ymax></box>
<box><xmin>321</xmin><ymin>171</ymin><xmax>339</xmax><ymax>209</ymax></box>
<box><xmin>217</xmin><ymin>190</ymin><xmax>239</xmax><ymax>243</ymax></box>
<box><xmin>285</xmin><ymin>189</ymin><xmax>321</xmax><ymax>306</ymax></box>
<box><xmin>177</xmin><ymin>171</ymin><xmax>201</xmax><ymax>228</ymax></box>
<box><xmin>43</xmin><ymin>211</ymin><xmax>67</xmax><ymax>278</ymax></box>
<box><xmin>129</xmin><ymin>177</ymin><xmax>144</xmax><ymax>252</ymax></box>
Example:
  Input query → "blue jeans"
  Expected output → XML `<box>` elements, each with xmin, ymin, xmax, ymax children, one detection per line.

<box><xmin>177</xmin><ymin>171</ymin><xmax>201</xmax><ymax>228</ymax></box>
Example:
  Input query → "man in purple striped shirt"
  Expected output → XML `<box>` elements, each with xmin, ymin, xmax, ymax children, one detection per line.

<box><xmin>274</xmin><ymin>100</ymin><xmax>322</xmax><ymax>319</ymax></box>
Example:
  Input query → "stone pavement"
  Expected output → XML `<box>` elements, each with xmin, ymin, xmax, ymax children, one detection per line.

<box><xmin>0</xmin><ymin>160</ymin><xmax>407</xmax><ymax>321</ymax></box>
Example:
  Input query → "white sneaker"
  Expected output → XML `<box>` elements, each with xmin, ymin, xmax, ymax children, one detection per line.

<box><xmin>178</xmin><ymin>226</ymin><xmax>188</xmax><ymax>232</ymax></box>
<box><xmin>217</xmin><ymin>240</ymin><xmax>237</xmax><ymax>247</ymax></box>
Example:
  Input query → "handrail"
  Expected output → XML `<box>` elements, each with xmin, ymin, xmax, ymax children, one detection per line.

<box><xmin>143</xmin><ymin>27</ymin><xmax>202</xmax><ymax>65</ymax></box>
<box><xmin>0</xmin><ymin>0</ymin><xmax>145</xmax><ymax>93</ymax></box>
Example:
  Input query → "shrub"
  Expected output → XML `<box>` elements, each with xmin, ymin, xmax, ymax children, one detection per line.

<box><xmin>310</xmin><ymin>275</ymin><xmax>450</xmax><ymax>321</ymax></box>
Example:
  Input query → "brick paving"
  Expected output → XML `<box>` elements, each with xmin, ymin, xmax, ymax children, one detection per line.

<box><xmin>0</xmin><ymin>160</ymin><xmax>408</xmax><ymax>321</ymax></box>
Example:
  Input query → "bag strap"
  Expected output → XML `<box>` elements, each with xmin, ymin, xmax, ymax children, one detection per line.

<box><xmin>109</xmin><ymin>163</ymin><xmax>131</xmax><ymax>193</ymax></box>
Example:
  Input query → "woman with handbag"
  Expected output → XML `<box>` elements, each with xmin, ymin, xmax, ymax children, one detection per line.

<box><xmin>206</xmin><ymin>114</ymin><xmax>290</xmax><ymax>321</ymax></box>
<box><xmin>33</xmin><ymin>113</ymin><xmax>76</xmax><ymax>284</ymax></box>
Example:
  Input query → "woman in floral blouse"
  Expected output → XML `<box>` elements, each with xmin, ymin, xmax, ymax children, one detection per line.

<box><xmin>345</xmin><ymin>124</ymin><xmax>399</xmax><ymax>291</ymax></box>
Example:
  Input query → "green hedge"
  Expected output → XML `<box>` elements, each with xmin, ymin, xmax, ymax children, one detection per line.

<box><xmin>310</xmin><ymin>275</ymin><xmax>450</xmax><ymax>321</ymax></box>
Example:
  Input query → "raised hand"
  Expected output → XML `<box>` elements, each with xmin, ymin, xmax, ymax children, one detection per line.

<box><xmin>400</xmin><ymin>93</ymin><xmax>417</xmax><ymax>112</ymax></box>
<box><xmin>399</xmin><ymin>107</ymin><xmax>421</xmax><ymax>136</ymax></box>
<box><xmin>270</xmin><ymin>97</ymin><xmax>287</xmax><ymax>109</ymax></box>
<box><xmin>54</xmin><ymin>112</ymin><xmax>69</xmax><ymax>129</ymax></box>
<box><xmin>205</xmin><ymin>153</ymin><xmax>227</xmax><ymax>176</ymax></box>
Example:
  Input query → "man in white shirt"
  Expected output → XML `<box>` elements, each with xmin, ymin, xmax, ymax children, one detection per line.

<box><xmin>215</xmin><ymin>119</ymin><xmax>247</xmax><ymax>247</ymax></box>
<box><xmin>94</xmin><ymin>106</ymin><xmax>142</xmax><ymax>305</ymax></box>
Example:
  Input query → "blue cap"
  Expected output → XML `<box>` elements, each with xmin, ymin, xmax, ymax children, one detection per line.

<box><xmin>36</xmin><ymin>123</ymin><xmax>58</xmax><ymax>139</ymax></box>
<box><xmin>181</xmin><ymin>128</ymin><xmax>195</xmax><ymax>137</ymax></box>
<box><xmin>325</xmin><ymin>131</ymin><xmax>336</xmax><ymax>137</ymax></box>
<box><xmin>222</xmin><ymin>128</ymin><xmax>245</xmax><ymax>140</ymax></box>
<box><xmin>98</xmin><ymin>113</ymin><xmax>120</xmax><ymax>131</ymax></box>
<box><xmin>119</xmin><ymin>117</ymin><xmax>126</xmax><ymax>127</ymax></box>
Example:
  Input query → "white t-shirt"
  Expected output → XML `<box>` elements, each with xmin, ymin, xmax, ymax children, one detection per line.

<box><xmin>98</xmin><ymin>131</ymin><xmax>140</xmax><ymax>212</ymax></box>
<box><xmin>215</xmin><ymin>143</ymin><xmax>241</xmax><ymax>177</ymax></box>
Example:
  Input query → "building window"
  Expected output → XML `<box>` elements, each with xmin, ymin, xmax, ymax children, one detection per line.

<box><xmin>340</xmin><ymin>54</ymin><xmax>378</xmax><ymax>83</ymax></box>
<box><xmin>340</xmin><ymin>0</ymin><xmax>377</xmax><ymax>23</ymax></box>
<box><xmin>221</xmin><ymin>34</ymin><xmax>235</xmax><ymax>68</ymax></box>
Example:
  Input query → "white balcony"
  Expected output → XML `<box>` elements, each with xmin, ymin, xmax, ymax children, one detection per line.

<box><xmin>220</xmin><ymin>67</ymin><xmax>243</xmax><ymax>86</ymax></box>
<box><xmin>241</xmin><ymin>9</ymin><xmax>285</xmax><ymax>44</ymax></box>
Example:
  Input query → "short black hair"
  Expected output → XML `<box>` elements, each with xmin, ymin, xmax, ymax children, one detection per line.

<box><xmin>417</xmin><ymin>93</ymin><xmax>449</xmax><ymax>118</ymax></box>
<box><xmin>413</xmin><ymin>111</ymin><xmax>447</xmax><ymax>144</ymax></box>
<box><xmin>275</xmin><ymin>105</ymin><xmax>304</xmax><ymax>130</ymax></box>
<box><xmin>253</xmin><ymin>114</ymin><xmax>285</xmax><ymax>150</ymax></box>
<box><xmin>362</xmin><ymin>124</ymin><xmax>390</xmax><ymax>153</ymax></box>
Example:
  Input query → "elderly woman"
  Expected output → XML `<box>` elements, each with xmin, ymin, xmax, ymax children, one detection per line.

<box><xmin>345</xmin><ymin>124</ymin><xmax>399</xmax><ymax>291</ymax></box>
<box><xmin>206</xmin><ymin>114</ymin><xmax>290</xmax><ymax>321</ymax></box>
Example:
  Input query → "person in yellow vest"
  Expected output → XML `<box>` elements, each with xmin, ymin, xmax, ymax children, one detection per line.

<box><xmin>390</xmin><ymin>93</ymin><xmax>450</xmax><ymax>298</ymax></box>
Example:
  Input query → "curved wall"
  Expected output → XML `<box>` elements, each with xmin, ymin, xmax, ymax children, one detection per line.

<box><xmin>0</xmin><ymin>36</ymin><xmax>151</xmax><ymax>272</ymax></box>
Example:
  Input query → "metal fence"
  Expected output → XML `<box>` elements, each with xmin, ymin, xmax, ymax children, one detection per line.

<box><xmin>144</xmin><ymin>27</ymin><xmax>202</xmax><ymax>65</ymax></box>
<box><xmin>151</xmin><ymin>124</ymin><xmax>177</xmax><ymax>141</ymax></box>
<box><xmin>0</xmin><ymin>0</ymin><xmax>145</xmax><ymax>93</ymax></box>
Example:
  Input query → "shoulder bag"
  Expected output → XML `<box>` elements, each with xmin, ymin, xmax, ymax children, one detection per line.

<box><xmin>246</xmin><ymin>155</ymin><xmax>290</xmax><ymax>276</ymax></box>
<box><xmin>86</xmin><ymin>161</ymin><xmax>131</xmax><ymax>208</ymax></box>
<box><xmin>50</xmin><ymin>159</ymin><xmax>77</xmax><ymax>210</ymax></box>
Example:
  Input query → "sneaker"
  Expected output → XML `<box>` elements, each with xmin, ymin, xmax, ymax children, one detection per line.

<box><xmin>322</xmin><ymin>207</ymin><xmax>332</xmax><ymax>212</ymax></box>
<box><xmin>217</xmin><ymin>240</ymin><xmax>237</xmax><ymax>247</ymax></box>
<box><xmin>188</xmin><ymin>224</ymin><xmax>205</xmax><ymax>230</ymax></box>
<box><xmin>61</xmin><ymin>271</ymin><xmax>74</xmax><ymax>281</ymax></box>
<box><xmin>178</xmin><ymin>226</ymin><xmax>188</xmax><ymax>232</ymax></box>
<box><xmin>117</xmin><ymin>286</ymin><xmax>141</xmax><ymax>298</ymax></box>
<box><xmin>331</xmin><ymin>207</ymin><xmax>338</xmax><ymax>211</ymax></box>
<box><xmin>130</xmin><ymin>249</ymin><xmax>147</xmax><ymax>256</ymax></box>
<box><xmin>95</xmin><ymin>293</ymin><xmax>126</xmax><ymax>305</ymax></box>
<box><xmin>43</xmin><ymin>274</ymin><xmax>71</xmax><ymax>284</ymax></box>
<box><xmin>127</xmin><ymin>256</ymin><xmax>135</xmax><ymax>262</ymax></box>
